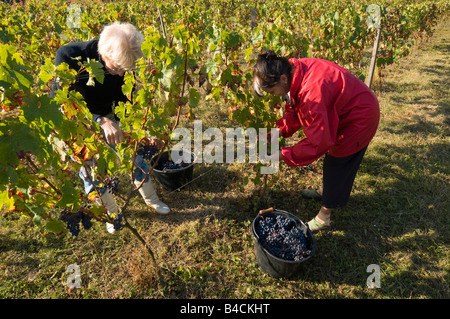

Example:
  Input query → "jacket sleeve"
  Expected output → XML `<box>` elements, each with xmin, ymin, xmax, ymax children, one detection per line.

<box><xmin>281</xmin><ymin>86</ymin><xmax>337</xmax><ymax>167</ymax></box>
<box><xmin>275</xmin><ymin>101</ymin><xmax>302</xmax><ymax>138</ymax></box>
<box><xmin>50</xmin><ymin>44</ymin><xmax>82</xmax><ymax>98</ymax></box>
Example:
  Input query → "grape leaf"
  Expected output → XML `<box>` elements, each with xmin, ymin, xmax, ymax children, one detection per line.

<box><xmin>57</xmin><ymin>180</ymin><xmax>80</xmax><ymax>207</ymax></box>
<box><xmin>189</xmin><ymin>88</ymin><xmax>201</xmax><ymax>107</ymax></box>
<box><xmin>46</xmin><ymin>219</ymin><xmax>67</xmax><ymax>234</ymax></box>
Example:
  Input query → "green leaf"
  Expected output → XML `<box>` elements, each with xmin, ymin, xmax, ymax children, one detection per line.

<box><xmin>55</xmin><ymin>62</ymin><xmax>77</xmax><ymax>85</ymax></box>
<box><xmin>46</xmin><ymin>219</ymin><xmax>67</xmax><ymax>234</ymax></box>
<box><xmin>122</xmin><ymin>72</ymin><xmax>135</xmax><ymax>99</ymax></box>
<box><xmin>0</xmin><ymin>121</ymin><xmax>41</xmax><ymax>158</ymax></box>
<box><xmin>205</xmin><ymin>58</ymin><xmax>218</xmax><ymax>77</ymax></box>
<box><xmin>82</xmin><ymin>58</ymin><xmax>104</xmax><ymax>85</ymax></box>
<box><xmin>173</xmin><ymin>26</ymin><xmax>189</xmax><ymax>42</ymax></box>
<box><xmin>21</xmin><ymin>94</ymin><xmax>63</xmax><ymax>130</ymax></box>
<box><xmin>221</xmin><ymin>30</ymin><xmax>242</xmax><ymax>48</ymax></box>
<box><xmin>38</xmin><ymin>58</ymin><xmax>56</xmax><ymax>83</ymax></box>
<box><xmin>244</xmin><ymin>45</ymin><xmax>254</xmax><ymax>62</ymax></box>
<box><xmin>189</xmin><ymin>88</ymin><xmax>201</xmax><ymax>107</ymax></box>
<box><xmin>33</xmin><ymin>214</ymin><xmax>42</xmax><ymax>226</ymax></box>
<box><xmin>57</xmin><ymin>180</ymin><xmax>80</xmax><ymax>207</ymax></box>
<box><xmin>8</xmin><ymin>67</ymin><xmax>33</xmax><ymax>90</ymax></box>
<box><xmin>220</xmin><ymin>67</ymin><xmax>233</xmax><ymax>86</ymax></box>
<box><xmin>115</xmin><ymin>101</ymin><xmax>127</xmax><ymax>121</ymax></box>
<box><xmin>141</xmin><ymin>37</ymin><xmax>152</xmax><ymax>58</ymax></box>
<box><xmin>159</xmin><ymin>65</ymin><xmax>173</xmax><ymax>89</ymax></box>
<box><xmin>89</xmin><ymin>204</ymin><xmax>108</xmax><ymax>219</ymax></box>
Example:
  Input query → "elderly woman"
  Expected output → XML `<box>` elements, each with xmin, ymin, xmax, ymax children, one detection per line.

<box><xmin>52</xmin><ymin>22</ymin><xmax>170</xmax><ymax>233</ymax></box>
<box><xmin>253</xmin><ymin>50</ymin><xmax>380</xmax><ymax>231</ymax></box>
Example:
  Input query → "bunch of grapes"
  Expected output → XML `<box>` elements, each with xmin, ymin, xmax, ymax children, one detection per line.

<box><xmin>103</xmin><ymin>176</ymin><xmax>120</xmax><ymax>194</ymax></box>
<box><xmin>255</xmin><ymin>215</ymin><xmax>311</xmax><ymax>261</ymax></box>
<box><xmin>81</xmin><ymin>211</ymin><xmax>93</xmax><ymax>230</ymax></box>
<box><xmin>137</xmin><ymin>143</ymin><xmax>159</xmax><ymax>161</ymax></box>
<box><xmin>59</xmin><ymin>206</ymin><xmax>93</xmax><ymax>236</ymax></box>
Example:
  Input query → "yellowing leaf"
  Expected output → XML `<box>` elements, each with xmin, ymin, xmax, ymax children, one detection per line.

<box><xmin>0</xmin><ymin>190</ymin><xmax>15</xmax><ymax>211</ymax></box>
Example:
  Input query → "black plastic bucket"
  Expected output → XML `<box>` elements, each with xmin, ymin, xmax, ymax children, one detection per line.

<box><xmin>251</xmin><ymin>208</ymin><xmax>316</xmax><ymax>278</ymax></box>
<box><xmin>150</xmin><ymin>150</ymin><xmax>196</xmax><ymax>191</ymax></box>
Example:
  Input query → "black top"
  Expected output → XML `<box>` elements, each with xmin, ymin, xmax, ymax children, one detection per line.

<box><xmin>51</xmin><ymin>39</ymin><xmax>128</xmax><ymax>118</ymax></box>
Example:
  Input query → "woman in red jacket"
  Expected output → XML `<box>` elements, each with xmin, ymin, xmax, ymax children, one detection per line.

<box><xmin>253</xmin><ymin>50</ymin><xmax>380</xmax><ymax>231</ymax></box>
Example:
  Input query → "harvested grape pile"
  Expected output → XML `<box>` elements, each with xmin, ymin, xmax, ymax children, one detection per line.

<box><xmin>153</xmin><ymin>151</ymin><xmax>193</xmax><ymax>171</ymax></box>
<box><xmin>255</xmin><ymin>214</ymin><xmax>312</xmax><ymax>261</ymax></box>
<box><xmin>156</xmin><ymin>159</ymin><xmax>191</xmax><ymax>171</ymax></box>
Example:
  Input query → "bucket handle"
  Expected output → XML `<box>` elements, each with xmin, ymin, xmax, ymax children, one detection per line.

<box><xmin>259</xmin><ymin>207</ymin><xmax>274</xmax><ymax>215</ymax></box>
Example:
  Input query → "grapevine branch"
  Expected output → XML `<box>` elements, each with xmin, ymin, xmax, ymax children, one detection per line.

<box><xmin>123</xmin><ymin>220</ymin><xmax>159</xmax><ymax>273</ymax></box>
<box><xmin>24</xmin><ymin>153</ymin><xmax>62</xmax><ymax>196</ymax></box>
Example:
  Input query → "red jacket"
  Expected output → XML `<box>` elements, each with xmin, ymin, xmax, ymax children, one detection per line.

<box><xmin>277</xmin><ymin>58</ymin><xmax>380</xmax><ymax>166</ymax></box>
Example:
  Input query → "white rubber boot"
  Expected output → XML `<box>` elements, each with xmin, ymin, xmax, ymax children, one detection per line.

<box><xmin>134</xmin><ymin>179</ymin><xmax>170</xmax><ymax>214</ymax></box>
<box><xmin>94</xmin><ymin>190</ymin><xmax>119</xmax><ymax>234</ymax></box>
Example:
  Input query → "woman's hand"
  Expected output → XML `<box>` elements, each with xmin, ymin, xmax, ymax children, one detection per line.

<box><xmin>98</xmin><ymin>117</ymin><xmax>124</xmax><ymax>146</ymax></box>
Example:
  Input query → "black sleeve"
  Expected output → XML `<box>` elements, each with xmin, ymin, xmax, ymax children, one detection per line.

<box><xmin>50</xmin><ymin>43</ymin><xmax>84</xmax><ymax>98</ymax></box>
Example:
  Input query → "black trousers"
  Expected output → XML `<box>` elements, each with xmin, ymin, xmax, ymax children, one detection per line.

<box><xmin>322</xmin><ymin>145</ymin><xmax>368</xmax><ymax>209</ymax></box>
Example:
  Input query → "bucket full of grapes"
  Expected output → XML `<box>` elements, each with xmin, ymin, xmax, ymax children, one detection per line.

<box><xmin>150</xmin><ymin>149</ymin><xmax>196</xmax><ymax>191</ymax></box>
<box><xmin>251</xmin><ymin>208</ymin><xmax>316</xmax><ymax>278</ymax></box>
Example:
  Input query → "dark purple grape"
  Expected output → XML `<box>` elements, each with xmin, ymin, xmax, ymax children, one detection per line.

<box><xmin>81</xmin><ymin>212</ymin><xmax>93</xmax><ymax>230</ymax></box>
<box><xmin>59</xmin><ymin>206</ymin><xmax>94</xmax><ymax>236</ymax></box>
<box><xmin>137</xmin><ymin>143</ymin><xmax>158</xmax><ymax>161</ymax></box>
<box><xmin>103</xmin><ymin>176</ymin><xmax>120</xmax><ymax>194</ymax></box>
<box><xmin>158</xmin><ymin>159</ymin><xmax>190</xmax><ymax>171</ymax></box>
<box><xmin>256</xmin><ymin>215</ymin><xmax>311</xmax><ymax>261</ymax></box>
<box><xmin>59</xmin><ymin>208</ymin><xmax>82</xmax><ymax>236</ymax></box>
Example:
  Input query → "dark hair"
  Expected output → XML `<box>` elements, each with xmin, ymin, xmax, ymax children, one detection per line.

<box><xmin>253</xmin><ymin>50</ymin><xmax>293</xmax><ymax>96</ymax></box>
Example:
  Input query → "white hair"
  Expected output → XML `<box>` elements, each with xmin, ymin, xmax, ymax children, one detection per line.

<box><xmin>98</xmin><ymin>22</ymin><xmax>144</xmax><ymax>70</ymax></box>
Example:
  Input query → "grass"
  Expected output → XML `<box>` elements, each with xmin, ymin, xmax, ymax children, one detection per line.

<box><xmin>1</xmin><ymin>18</ymin><xmax>449</xmax><ymax>300</ymax></box>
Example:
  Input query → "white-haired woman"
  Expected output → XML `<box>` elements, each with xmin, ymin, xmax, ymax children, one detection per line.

<box><xmin>52</xmin><ymin>22</ymin><xmax>170</xmax><ymax>233</ymax></box>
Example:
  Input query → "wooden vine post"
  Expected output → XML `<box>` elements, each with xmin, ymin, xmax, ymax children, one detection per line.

<box><xmin>365</xmin><ymin>4</ymin><xmax>382</xmax><ymax>88</ymax></box>
<box><xmin>366</xmin><ymin>26</ymin><xmax>381</xmax><ymax>89</ymax></box>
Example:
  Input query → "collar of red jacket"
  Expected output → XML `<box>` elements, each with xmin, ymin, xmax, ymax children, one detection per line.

<box><xmin>288</xmin><ymin>58</ymin><xmax>304</xmax><ymax>107</ymax></box>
